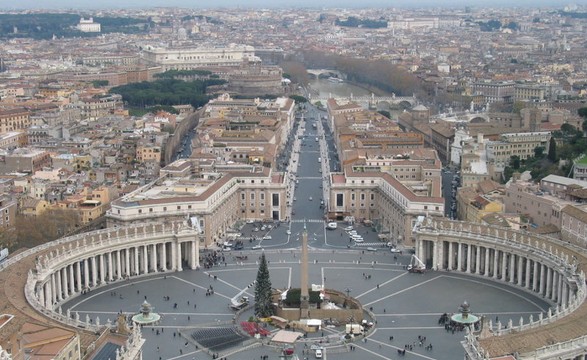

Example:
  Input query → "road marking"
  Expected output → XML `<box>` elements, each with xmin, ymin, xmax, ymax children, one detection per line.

<box><xmin>70</xmin><ymin>275</ymin><xmax>168</xmax><ymax>310</ymax></box>
<box><xmin>172</xmin><ymin>276</ymin><xmax>232</xmax><ymax>300</ymax></box>
<box><xmin>361</xmin><ymin>331</ymin><xmax>439</xmax><ymax>360</ymax></box>
<box><xmin>440</xmin><ymin>275</ymin><xmax>547</xmax><ymax>311</ymax></box>
<box><xmin>363</xmin><ymin>276</ymin><xmax>442</xmax><ymax>306</ymax></box>
<box><xmin>356</xmin><ymin>272</ymin><xmax>408</xmax><ymax>299</ymax></box>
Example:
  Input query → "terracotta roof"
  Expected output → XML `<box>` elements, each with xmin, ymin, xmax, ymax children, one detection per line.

<box><xmin>561</xmin><ymin>205</ymin><xmax>587</xmax><ymax>223</ymax></box>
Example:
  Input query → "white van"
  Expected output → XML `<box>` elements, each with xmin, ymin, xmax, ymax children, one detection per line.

<box><xmin>318</xmin><ymin>157</ymin><xmax>321</xmax><ymax>162</ymax></box>
<box><xmin>315</xmin><ymin>349</ymin><xmax>323</xmax><ymax>358</ymax></box>
<box><xmin>326</xmin><ymin>222</ymin><xmax>337</xmax><ymax>230</ymax></box>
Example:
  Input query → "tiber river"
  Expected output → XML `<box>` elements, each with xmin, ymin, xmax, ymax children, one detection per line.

<box><xmin>307</xmin><ymin>78</ymin><xmax>375</xmax><ymax>99</ymax></box>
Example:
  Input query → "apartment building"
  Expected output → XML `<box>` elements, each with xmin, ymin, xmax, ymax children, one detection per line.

<box><xmin>472</xmin><ymin>81</ymin><xmax>515</xmax><ymax>103</ymax></box>
<box><xmin>0</xmin><ymin>108</ymin><xmax>31</xmax><ymax>134</ymax></box>
<box><xmin>486</xmin><ymin>131</ymin><xmax>551</xmax><ymax>170</ymax></box>
<box><xmin>0</xmin><ymin>194</ymin><xmax>17</xmax><ymax>229</ymax></box>
<box><xmin>0</xmin><ymin>149</ymin><xmax>52</xmax><ymax>175</ymax></box>
<box><xmin>504</xmin><ymin>175</ymin><xmax>587</xmax><ymax>230</ymax></box>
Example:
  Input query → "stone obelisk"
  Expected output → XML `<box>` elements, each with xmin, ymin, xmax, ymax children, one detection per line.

<box><xmin>300</xmin><ymin>222</ymin><xmax>309</xmax><ymax>319</ymax></box>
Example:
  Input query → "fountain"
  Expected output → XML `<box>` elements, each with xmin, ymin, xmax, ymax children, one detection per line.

<box><xmin>451</xmin><ymin>301</ymin><xmax>479</xmax><ymax>327</ymax></box>
<box><xmin>131</xmin><ymin>300</ymin><xmax>161</xmax><ymax>325</ymax></box>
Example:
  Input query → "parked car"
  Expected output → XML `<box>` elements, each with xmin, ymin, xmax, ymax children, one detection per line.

<box><xmin>262</xmin><ymin>235</ymin><xmax>272</xmax><ymax>240</ymax></box>
<box><xmin>252</xmin><ymin>245</ymin><xmax>263</xmax><ymax>250</ymax></box>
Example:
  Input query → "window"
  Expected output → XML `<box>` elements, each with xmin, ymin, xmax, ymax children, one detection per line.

<box><xmin>149</xmin><ymin>208</ymin><xmax>153</xmax><ymax>212</ymax></box>
<box><xmin>260</xmin><ymin>193</ymin><xmax>265</xmax><ymax>200</ymax></box>
<box><xmin>272</xmin><ymin>193</ymin><xmax>279</xmax><ymax>206</ymax></box>
<box><xmin>241</xmin><ymin>193</ymin><xmax>245</xmax><ymax>200</ymax></box>
<box><xmin>177</xmin><ymin>206</ymin><xmax>181</xmax><ymax>210</ymax></box>
<box><xmin>138</xmin><ymin>209</ymin><xmax>142</xmax><ymax>214</ymax></box>
<box><xmin>336</xmin><ymin>194</ymin><xmax>344</xmax><ymax>207</ymax></box>
<box><xmin>250</xmin><ymin>193</ymin><xmax>255</xmax><ymax>200</ymax></box>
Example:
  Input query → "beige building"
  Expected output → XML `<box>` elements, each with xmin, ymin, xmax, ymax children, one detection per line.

<box><xmin>560</xmin><ymin>204</ymin><xmax>587</xmax><ymax>248</ymax></box>
<box><xmin>329</xmin><ymin>169</ymin><xmax>443</xmax><ymax>246</ymax></box>
<box><xmin>0</xmin><ymin>194</ymin><xmax>17</xmax><ymax>229</ymax></box>
<box><xmin>456</xmin><ymin>180</ymin><xmax>504</xmax><ymax>223</ymax></box>
<box><xmin>503</xmin><ymin>175</ymin><xmax>587</xmax><ymax>231</ymax></box>
<box><xmin>486</xmin><ymin>131</ymin><xmax>551</xmax><ymax>171</ymax></box>
<box><xmin>0</xmin><ymin>108</ymin><xmax>30</xmax><ymax>134</ymax></box>
<box><xmin>107</xmin><ymin>165</ymin><xmax>287</xmax><ymax>246</ymax></box>
<box><xmin>143</xmin><ymin>45</ymin><xmax>258</xmax><ymax>71</ymax></box>
<box><xmin>136</xmin><ymin>144</ymin><xmax>162</xmax><ymax>163</ymax></box>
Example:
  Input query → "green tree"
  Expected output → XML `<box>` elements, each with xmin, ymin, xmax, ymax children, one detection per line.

<box><xmin>510</xmin><ymin>155</ymin><xmax>521</xmax><ymax>169</ymax></box>
<box><xmin>534</xmin><ymin>146</ymin><xmax>545</xmax><ymax>158</ymax></box>
<box><xmin>579</xmin><ymin>107</ymin><xmax>587</xmax><ymax>119</ymax></box>
<box><xmin>254</xmin><ymin>253</ymin><xmax>274</xmax><ymax>318</ymax></box>
<box><xmin>289</xmin><ymin>95</ymin><xmax>308</xmax><ymax>103</ymax></box>
<box><xmin>547</xmin><ymin>137</ymin><xmax>557</xmax><ymax>162</ymax></box>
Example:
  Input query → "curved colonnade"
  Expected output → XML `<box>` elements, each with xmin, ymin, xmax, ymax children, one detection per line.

<box><xmin>415</xmin><ymin>218</ymin><xmax>587</xmax><ymax>360</ymax></box>
<box><xmin>0</xmin><ymin>222</ymin><xmax>200</xmax><ymax>360</ymax></box>
<box><xmin>1</xmin><ymin>218</ymin><xmax>587</xmax><ymax>359</ymax></box>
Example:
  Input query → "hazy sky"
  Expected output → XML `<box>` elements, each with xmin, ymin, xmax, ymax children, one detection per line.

<box><xmin>5</xmin><ymin>0</ymin><xmax>581</xmax><ymax>10</ymax></box>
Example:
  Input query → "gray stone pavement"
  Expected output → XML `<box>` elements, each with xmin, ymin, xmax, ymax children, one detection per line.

<box><xmin>63</xmin><ymin>250</ymin><xmax>551</xmax><ymax>360</ymax></box>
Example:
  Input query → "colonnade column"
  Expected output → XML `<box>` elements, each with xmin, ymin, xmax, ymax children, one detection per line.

<box><xmin>171</xmin><ymin>241</ymin><xmax>177</xmax><ymax>270</ymax></box>
<box><xmin>190</xmin><ymin>241</ymin><xmax>197</xmax><ymax>270</ymax></box>
<box><xmin>540</xmin><ymin>264</ymin><xmax>547</xmax><ymax>296</ymax></box>
<box><xmin>134</xmin><ymin>247</ymin><xmax>139</xmax><ymax>275</ymax></box>
<box><xmin>161</xmin><ymin>242</ymin><xmax>167</xmax><ymax>271</ymax></box>
<box><xmin>46</xmin><ymin>279</ymin><xmax>53</xmax><ymax>308</ymax></box>
<box><xmin>151</xmin><ymin>244</ymin><xmax>158</xmax><ymax>272</ymax></box>
<box><xmin>466</xmin><ymin>245</ymin><xmax>472</xmax><ymax>273</ymax></box>
<box><xmin>532</xmin><ymin>260</ymin><xmax>539</xmax><ymax>292</ymax></box>
<box><xmin>432</xmin><ymin>241</ymin><xmax>438</xmax><ymax>270</ymax></box>
<box><xmin>438</xmin><ymin>241</ymin><xmax>444</xmax><ymax>270</ymax></box>
<box><xmin>546</xmin><ymin>267</ymin><xmax>553</xmax><ymax>299</ymax></box>
<box><xmin>509</xmin><ymin>253</ymin><xmax>516</xmax><ymax>283</ymax></box>
<box><xmin>448</xmin><ymin>242</ymin><xmax>454</xmax><ymax>270</ymax></box>
<box><xmin>61</xmin><ymin>268</ymin><xmax>68</xmax><ymax>297</ymax></box>
<box><xmin>475</xmin><ymin>246</ymin><xmax>481</xmax><ymax>274</ymax></box>
<box><xmin>91</xmin><ymin>256</ymin><xmax>97</xmax><ymax>287</ymax></box>
<box><xmin>107</xmin><ymin>252</ymin><xmax>113</xmax><ymax>281</ymax></box>
<box><xmin>75</xmin><ymin>262</ymin><xmax>82</xmax><ymax>293</ymax></box>
<box><xmin>99</xmin><ymin>254</ymin><xmax>105</xmax><ymax>284</ymax></box>
<box><xmin>556</xmin><ymin>272</ymin><xmax>563</xmax><ymax>304</ymax></box>
<box><xmin>116</xmin><ymin>250</ymin><xmax>122</xmax><ymax>280</ymax></box>
<box><xmin>83</xmin><ymin>258</ymin><xmax>89</xmax><ymax>290</ymax></box>
<box><xmin>457</xmin><ymin>243</ymin><xmax>463</xmax><ymax>271</ymax></box>
<box><xmin>492</xmin><ymin>250</ymin><xmax>498</xmax><ymax>279</ymax></box>
<box><xmin>501</xmin><ymin>252</ymin><xmax>507</xmax><ymax>280</ymax></box>
<box><xmin>517</xmin><ymin>256</ymin><xmax>524</xmax><ymax>286</ymax></box>
<box><xmin>176</xmin><ymin>241</ymin><xmax>183</xmax><ymax>271</ymax></box>
<box><xmin>484</xmin><ymin>248</ymin><xmax>490</xmax><ymax>276</ymax></box>
<box><xmin>50</xmin><ymin>273</ymin><xmax>57</xmax><ymax>305</ymax></box>
<box><xmin>124</xmin><ymin>248</ymin><xmax>130</xmax><ymax>278</ymax></box>
<box><xmin>68</xmin><ymin>265</ymin><xmax>75</xmax><ymax>294</ymax></box>
<box><xmin>142</xmin><ymin>246</ymin><xmax>148</xmax><ymax>275</ymax></box>
<box><xmin>562</xmin><ymin>283</ymin><xmax>568</xmax><ymax>306</ymax></box>
<box><xmin>55</xmin><ymin>269</ymin><xmax>62</xmax><ymax>301</ymax></box>
<box><xmin>525</xmin><ymin>258</ymin><xmax>531</xmax><ymax>289</ymax></box>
